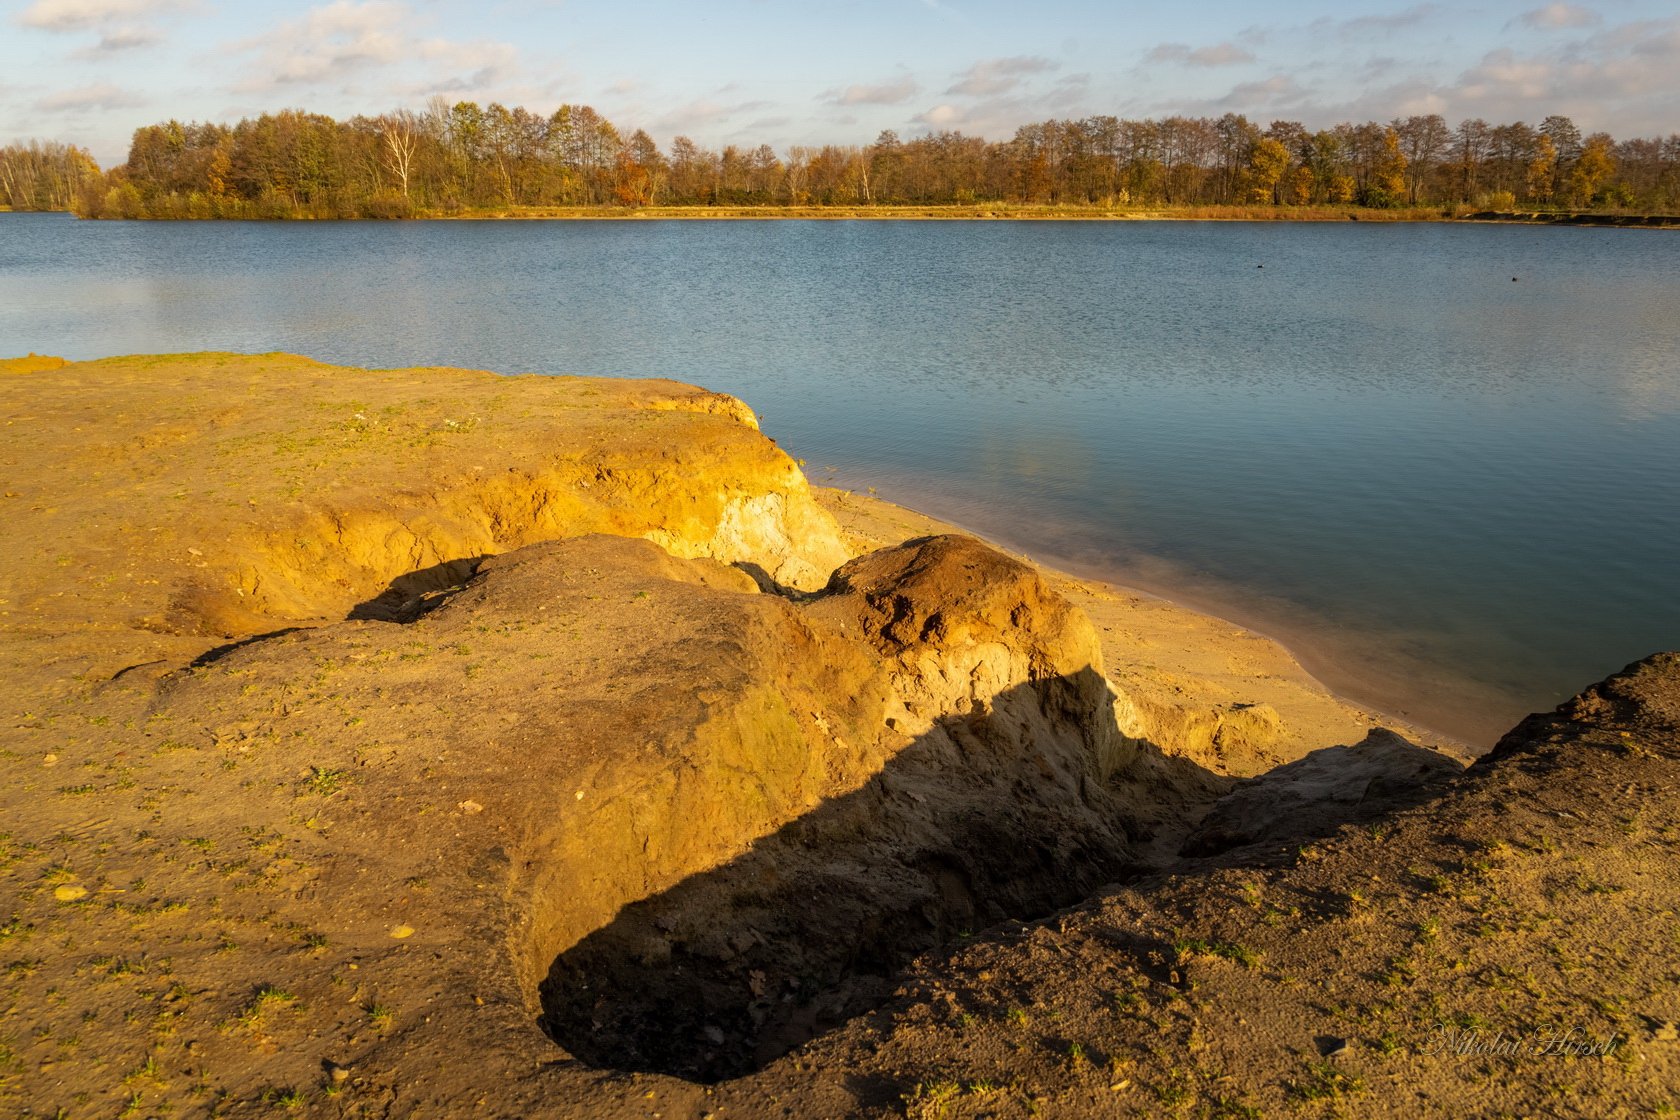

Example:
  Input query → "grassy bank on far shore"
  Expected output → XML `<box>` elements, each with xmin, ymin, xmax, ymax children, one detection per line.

<box><xmin>426</xmin><ymin>202</ymin><xmax>1454</xmax><ymax>222</ymax></box>
<box><xmin>14</xmin><ymin>201</ymin><xmax>1675</xmax><ymax>225</ymax></box>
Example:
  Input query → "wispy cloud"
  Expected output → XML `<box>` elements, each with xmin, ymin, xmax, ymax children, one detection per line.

<box><xmin>1216</xmin><ymin>75</ymin><xmax>1310</xmax><ymax>110</ymax></box>
<box><xmin>822</xmin><ymin>76</ymin><xmax>919</xmax><ymax>106</ymax></box>
<box><xmin>35</xmin><ymin>81</ymin><xmax>145</xmax><ymax>111</ymax></box>
<box><xmin>913</xmin><ymin>72</ymin><xmax>1091</xmax><ymax>137</ymax></box>
<box><xmin>1147</xmin><ymin>42</ymin><xmax>1256</xmax><ymax>68</ymax></box>
<box><xmin>1285</xmin><ymin>14</ymin><xmax>1680</xmax><ymax>135</ymax></box>
<box><xmin>236</xmin><ymin>1</ymin><xmax>407</xmax><ymax>87</ymax></box>
<box><xmin>229</xmin><ymin>1</ymin><xmax>520</xmax><ymax>100</ymax></box>
<box><xmin>653</xmin><ymin>96</ymin><xmax>774</xmax><ymax>135</ymax></box>
<box><xmin>945</xmin><ymin>56</ymin><xmax>1058</xmax><ymax>97</ymax></box>
<box><xmin>1516</xmin><ymin>3</ymin><xmax>1601</xmax><ymax>30</ymax></box>
<box><xmin>69</xmin><ymin>25</ymin><xmax>159</xmax><ymax>56</ymax></box>
<box><xmin>1311</xmin><ymin>4</ymin><xmax>1442</xmax><ymax>38</ymax></box>
<box><xmin>414</xmin><ymin>38</ymin><xmax>519</xmax><ymax>94</ymax></box>
<box><xmin>16</xmin><ymin>0</ymin><xmax>186</xmax><ymax>32</ymax></box>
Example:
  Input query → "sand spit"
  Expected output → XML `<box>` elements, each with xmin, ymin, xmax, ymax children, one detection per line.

<box><xmin>2</xmin><ymin>353</ymin><xmax>1673</xmax><ymax>1118</ymax></box>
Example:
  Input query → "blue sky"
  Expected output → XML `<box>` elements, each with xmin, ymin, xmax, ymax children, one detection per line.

<box><xmin>3</xmin><ymin>0</ymin><xmax>1677</xmax><ymax>167</ymax></box>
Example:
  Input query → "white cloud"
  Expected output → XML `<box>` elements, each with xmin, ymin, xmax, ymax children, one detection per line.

<box><xmin>1248</xmin><ymin>13</ymin><xmax>1680</xmax><ymax>136</ymax></box>
<box><xmin>1147</xmin><ymin>42</ymin><xmax>1257</xmax><ymax>68</ymax></box>
<box><xmin>230</xmin><ymin>1</ymin><xmax>523</xmax><ymax>101</ymax></box>
<box><xmin>1517</xmin><ymin>4</ymin><xmax>1600</xmax><ymax>30</ymax></box>
<box><xmin>823</xmin><ymin>76</ymin><xmax>919</xmax><ymax>106</ymax></box>
<box><xmin>1443</xmin><ymin>16</ymin><xmax>1680</xmax><ymax>128</ymax></box>
<box><xmin>945</xmin><ymin>56</ymin><xmax>1059</xmax><ymax>97</ymax></box>
<box><xmin>34</xmin><ymin>82</ymin><xmax>144</xmax><ymax>111</ymax></box>
<box><xmin>911</xmin><ymin>98</ymin><xmax>1038</xmax><ymax>136</ymax></box>
<box><xmin>914</xmin><ymin>103</ymin><xmax>965</xmax><ymax>128</ymax></box>
<box><xmin>239</xmin><ymin>1</ymin><xmax>408</xmax><ymax>87</ymax></box>
<box><xmin>16</xmin><ymin>0</ymin><xmax>185</xmax><ymax>31</ymax></box>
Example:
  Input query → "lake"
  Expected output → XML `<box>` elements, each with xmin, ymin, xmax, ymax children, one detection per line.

<box><xmin>3</xmin><ymin>211</ymin><xmax>1676</xmax><ymax>745</ymax></box>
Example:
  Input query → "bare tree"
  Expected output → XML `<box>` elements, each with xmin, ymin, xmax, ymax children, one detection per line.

<box><xmin>379</xmin><ymin>111</ymin><xmax>420</xmax><ymax>201</ymax></box>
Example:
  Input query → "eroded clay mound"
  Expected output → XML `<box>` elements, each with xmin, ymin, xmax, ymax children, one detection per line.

<box><xmin>542</xmin><ymin>535</ymin><xmax>1153</xmax><ymax>1081</ymax></box>
<box><xmin>0</xmin><ymin>352</ymin><xmax>850</xmax><ymax>657</ymax></box>
<box><xmin>150</xmin><ymin>528</ymin><xmax>1184</xmax><ymax>1087</ymax></box>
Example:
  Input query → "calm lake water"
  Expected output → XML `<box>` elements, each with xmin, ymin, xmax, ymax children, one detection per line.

<box><xmin>3</xmin><ymin>211</ymin><xmax>1677</xmax><ymax>744</ymax></box>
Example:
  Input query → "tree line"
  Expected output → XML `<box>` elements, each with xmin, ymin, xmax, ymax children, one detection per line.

<box><xmin>5</xmin><ymin>100</ymin><xmax>1677</xmax><ymax>218</ymax></box>
<box><xmin>0</xmin><ymin>139</ymin><xmax>101</xmax><ymax>211</ymax></box>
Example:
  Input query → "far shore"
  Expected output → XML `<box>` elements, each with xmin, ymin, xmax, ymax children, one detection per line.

<box><xmin>10</xmin><ymin>203</ymin><xmax>1676</xmax><ymax>227</ymax></box>
<box><xmin>431</xmin><ymin>205</ymin><xmax>1680</xmax><ymax>228</ymax></box>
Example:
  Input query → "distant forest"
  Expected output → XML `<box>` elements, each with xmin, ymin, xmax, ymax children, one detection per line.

<box><xmin>4</xmin><ymin>101</ymin><xmax>1678</xmax><ymax>218</ymax></box>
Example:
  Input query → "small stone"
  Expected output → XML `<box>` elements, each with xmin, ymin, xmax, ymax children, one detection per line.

<box><xmin>458</xmin><ymin>799</ymin><xmax>484</xmax><ymax>815</ymax></box>
<box><xmin>330</xmin><ymin>1066</ymin><xmax>351</xmax><ymax>1083</ymax></box>
<box><xmin>389</xmin><ymin>924</ymin><xmax>415</xmax><ymax>939</ymax></box>
<box><xmin>41</xmin><ymin>753</ymin><xmax>57</xmax><ymax>767</ymax></box>
<box><xmin>53</xmin><ymin>884</ymin><xmax>87</xmax><ymax>902</ymax></box>
<box><xmin>575</xmin><ymin>790</ymin><xmax>585</xmax><ymax>800</ymax></box>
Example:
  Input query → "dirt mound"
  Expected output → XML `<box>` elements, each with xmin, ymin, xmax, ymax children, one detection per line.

<box><xmin>761</xmin><ymin>653</ymin><xmax>1680</xmax><ymax>1117</ymax></box>
<box><xmin>540</xmin><ymin>536</ymin><xmax>1153</xmax><ymax>1081</ymax></box>
<box><xmin>144</xmin><ymin>529</ymin><xmax>1164</xmax><ymax>1087</ymax></box>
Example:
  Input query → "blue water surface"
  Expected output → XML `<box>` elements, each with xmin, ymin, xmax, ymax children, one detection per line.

<box><xmin>3</xmin><ymin>212</ymin><xmax>1676</xmax><ymax>742</ymax></box>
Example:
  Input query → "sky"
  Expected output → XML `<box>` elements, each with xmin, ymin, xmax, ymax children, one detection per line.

<box><xmin>3</xmin><ymin>0</ymin><xmax>1677</xmax><ymax>168</ymax></box>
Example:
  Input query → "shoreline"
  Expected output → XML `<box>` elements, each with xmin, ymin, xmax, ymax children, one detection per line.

<box><xmin>820</xmin><ymin>478</ymin><xmax>1505</xmax><ymax>753</ymax></box>
<box><xmin>814</xmin><ymin>484</ymin><xmax>1476</xmax><ymax>761</ymax></box>
<box><xmin>12</xmin><ymin>204</ymin><xmax>1676</xmax><ymax>228</ymax></box>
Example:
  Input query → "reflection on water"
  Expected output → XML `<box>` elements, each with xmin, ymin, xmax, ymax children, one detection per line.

<box><xmin>3</xmin><ymin>212</ymin><xmax>1677</xmax><ymax>745</ymax></box>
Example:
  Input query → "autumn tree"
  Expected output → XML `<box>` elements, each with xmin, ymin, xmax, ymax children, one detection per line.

<box><xmin>1525</xmin><ymin>134</ymin><xmax>1557</xmax><ymax>204</ymax></box>
<box><xmin>1452</xmin><ymin>119</ymin><xmax>1491</xmax><ymax>202</ymax></box>
<box><xmin>0</xmin><ymin>140</ymin><xmax>100</xmax><ymax>210</ymax></box>
<box><xmin>1567</xmin><ymin>133</ymin><xmax>1615</xmax><ymax>207</ymax></box>
<box><xmin>1245</xmin><ymin>137</ymin><xmax>1290</xmax><ymax>203</ymax></box>
<box><xmin>1394</xmin><ymin>114</ymin><xmax>1450</xmax><ymax>203</ymax></box>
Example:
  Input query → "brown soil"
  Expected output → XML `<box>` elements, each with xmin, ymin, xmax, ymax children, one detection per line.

<box><xmin>2</xmin><ymin>353</ymin><xmax>1673</xmax><ymax>1119</ymax></box>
